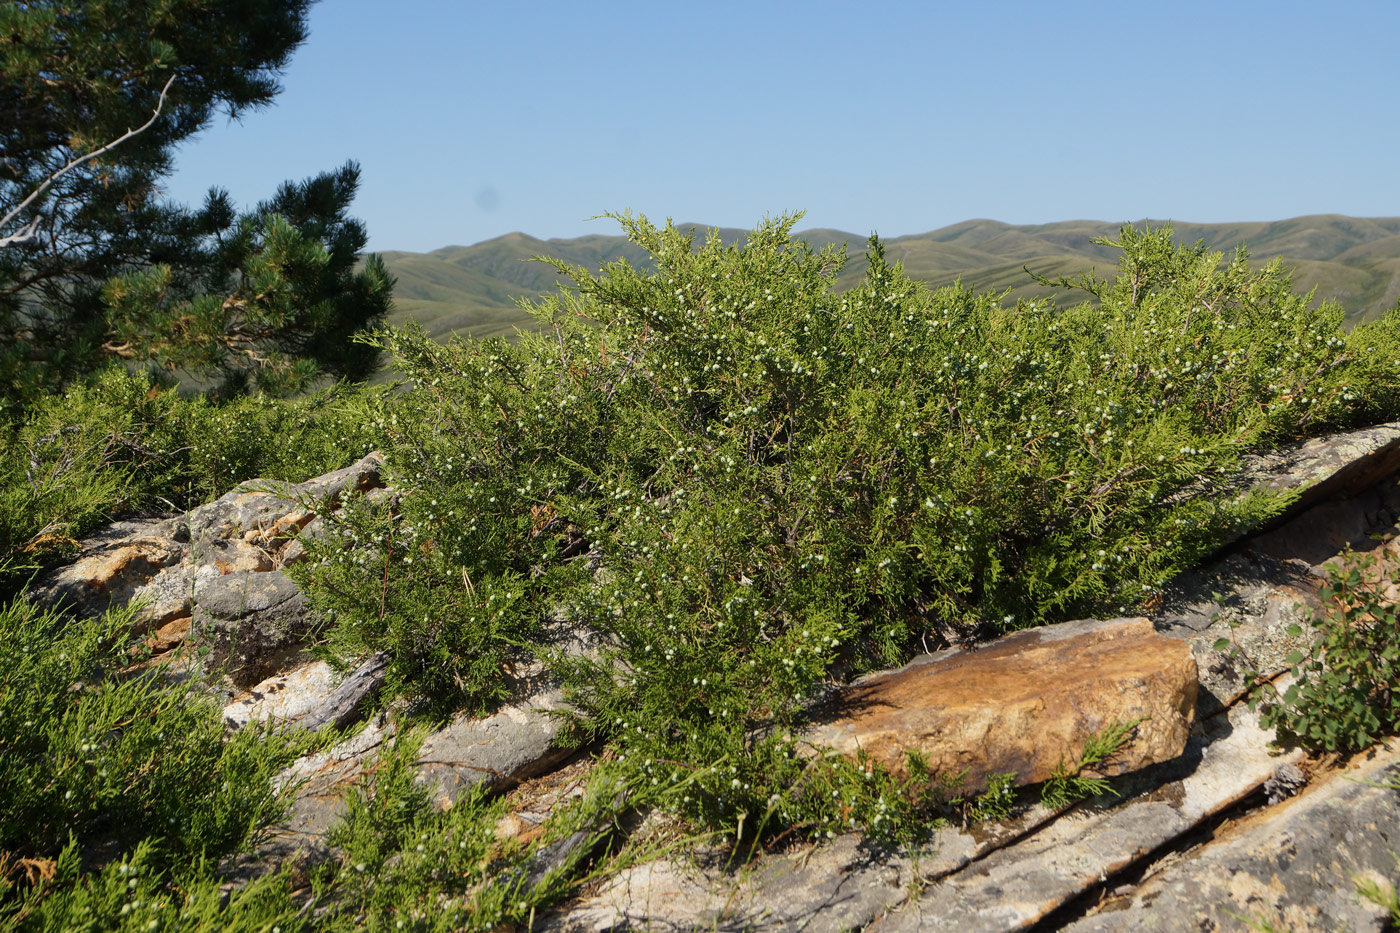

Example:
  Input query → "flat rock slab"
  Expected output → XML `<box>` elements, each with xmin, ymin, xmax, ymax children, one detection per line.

<box><xmin>1247</xmin><ymin>422</ymin><xmax>1400</xmax><ymax>514</ymax></box>
<box><xmin>804</xmin><ymin>617</ymin><xmax>1198</xmax><ymax>793</ymax></box>
<box><xmin>222</xmin><ymin>653</ymin><xmax>389</xmax><ymax>732</ymax></box>
<box><xmin>866</xmin><ymin>703</ymin><xmax>1305</xmax><ymax>933</ymax></box>
<box><xmin>415</xmin><ymin>687</ymin><xmax>575</xmax><ymax>807</ymax></box>
<box><xmin>247</xmin><ymin>719</ymin><xmax>394</xmax><ymax>870</ymax></box>
<box><xmin>1065</xmin><ymin>742</ymin><xmax>1400</xmax><ymax>933</ymax></box>
<box><xmin>545</xmin><ymin>832</ymin><xmax>925</xmax><ymax>933</ymax></box>
<box><xmin>545</xmin><ymin>795</ymin><xmax>1087</xmax><ymax>933</ymax></box>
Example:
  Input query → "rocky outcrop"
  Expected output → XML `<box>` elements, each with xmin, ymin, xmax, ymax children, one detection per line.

<box><xmin>27</xmin><ymin>424</ymin><xmax>1400</xmax><ymax>929</ymax></box>
<box><xmin>31</xmin><ymin>452</ymin><xmax>384</xmax><ymax>682</ymax></box>
<box><xmin>804</xmin><ymin>617</ymin><xmax>1197</xmax><ymax>793</ymax></box>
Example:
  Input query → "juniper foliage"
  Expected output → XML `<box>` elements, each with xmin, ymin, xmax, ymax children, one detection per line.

<box><xmin>0</xmin><ymin>599</ymin><xmax>312</xmax><ymax>922</ymax></box>
<box><xmin>297</xmin><ymin>213</ymin><xmax>1400</xmax><ymax>833</ymax></box>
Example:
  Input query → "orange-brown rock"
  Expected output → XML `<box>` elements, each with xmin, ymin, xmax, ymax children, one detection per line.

<box><xmin>144</xmin><ymin>615</ymin><xmax>191</xmax><ymax>654</ymax></box>
<box><xmin>803</xmin><ymin>617</ymin><xmax>1197</xmax><ymax>793</ymax></box>
<box><xmin>28</xmin><ymin>518</ymin><xmax>185</xmax><ymax>620</ymax></box>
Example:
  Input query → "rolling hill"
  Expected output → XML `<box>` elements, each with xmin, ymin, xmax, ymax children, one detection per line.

<box><xmin>379</xmin><ymin>215</ymin><xmax>1400</xmax><ymax>340</ymax></box>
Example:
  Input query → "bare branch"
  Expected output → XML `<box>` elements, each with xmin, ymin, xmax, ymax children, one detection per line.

<box><xmin>0</xmin><ymin>74</ymin><xmax>177</xmax><ymax>248</ymax></box>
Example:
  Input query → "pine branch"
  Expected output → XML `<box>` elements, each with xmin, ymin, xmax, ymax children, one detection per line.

<box><xmin>0</xmin><ymin>75</ymin><xmax>177</xmax><ymax>248</ymax></box>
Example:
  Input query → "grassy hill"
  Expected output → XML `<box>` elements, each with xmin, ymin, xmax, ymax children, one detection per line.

<box><xmin>380</xmin><ymin>214</ymin><xmax>1400</xmax><ymax>339</ymax></box>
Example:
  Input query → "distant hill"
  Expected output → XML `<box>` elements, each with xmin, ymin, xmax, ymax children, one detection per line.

<box><xmin>379</xmin><ymin>215</ymin><xmax>1400</xmax><ymax>340</ymax></box>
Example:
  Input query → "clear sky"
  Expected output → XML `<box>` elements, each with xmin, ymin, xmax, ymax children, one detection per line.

<box><xmin>163</xmin><ymin>0</ymin><xmax>1400</xmax><ymax>253</ymax></box>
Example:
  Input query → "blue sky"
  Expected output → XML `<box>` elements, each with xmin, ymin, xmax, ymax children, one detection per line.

<box><xmin>163</xmin><ymin>0</ymin><xmax>1400</xmax><ymax>253</ymax></box>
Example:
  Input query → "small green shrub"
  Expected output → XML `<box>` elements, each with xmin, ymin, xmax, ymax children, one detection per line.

<box><xmin>292</xmin><ymin>487</ymin><xmax>559</xmax><ymax>716</ymax></box>
<box><xmin>0</xmin><ymin>596</ymin><xmax>313</xmax><ymax>923</ymax></box>
<box><xmin>1038</xmin><ymin>718</ymin><xmax>1142</xmax><ymax>809</ymax></box>
<box><xmin>294</xmin><ymin>213</ymin><xmax>1400</xmax><ymax>842</ymax></box>
<box><xmin>1239</xmin><ymin>552</ymin><xmax>1400</xmax><ymax>753</ymax></box>
<box><xmin>967</xmin><ymin>772</ymin><xmax>1020</xmax><ymax>822</ymax></box>
<box><xmin>5</xmin><ymin>840</ymin><xmax>307</xmax><ymax>932</ymax></box>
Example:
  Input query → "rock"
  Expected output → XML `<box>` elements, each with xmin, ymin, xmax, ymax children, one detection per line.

<box><xmin>185</xmin><ymin>451</ymin><xmax>383</xmax><ymax>547</ymax></box>
<box><xmin>803</xmin><ymin>617</ymin><xmax>1198</xmax><ymax>793</ymax></box>
<box><xmin>414</xmin><ymin>686</ymin><xmax>576</xmax><ymax>806</ymax></box>
<box><xmin>279</xmin><ymin>515</ymin><xmax>327</xmax><ymax>567</ymax></box>
<box><xmin>29</xmin><ymin>517</ymin><xmax>186</xmax><ymax>621</ymax></box>
<box><xmin>129</xmin><ymin>561</ymin><xmax>195</xmax><ymax>628</ymax></box>
<box><xmin>247</xmin><ymin>718</ymin><xmax>395</xmax><ymax>871</ymax></box>
<box><xmin>1249</xmin><ymin>422</ymin><xmax>1400</xmax><ymax>513</ymax></box>
<box><xmin>1063</xmin><ymin>744</ymin><xmax>1400</xmax><ymax>933</ymax></box>
<box><xmin>223</xmin><ymin>660</ymin><xmax>340</xmax><ymax>729</ymax></box>
<box><xmin>241</xmin><ymin>660</ymin><xmax>583</xmax><ymax>883</ymax></box>
<box><xmin>192</xmin><ymin>536</ymin><xmax>276</xmax><ymax>575</ymax></box>
<box><xmin>866</xmin><ymin>702</ymin><xmax>1307</xmax><ymax>933</ymax></box>
<box><xmin>544</xmin><ymin>834</ymin><xmax>917</xmax><ymax>933</ymax></box>
<box><xmin>223</xmin><ymin>652</ymin><xmax>389</xmax><ymax>733</ymax></box>
<box><xmin>190</xmin><ymin>569</ymin><xmax>315</xmax><ymax>688</ymax></box>
<box><xmin>1153</xmin><ymin>551</ymin><xmax>1321</xmax><ymax>715</ymax></box>
<box><xmin>291</xmin><ymin>451</ymin><xmax>385</xmax><ymax>502</ymax></box>
<box><xmin>411</xmin><ymin>620</ymin><xmax>607</xmax><ymax>806</ymax></box>
<box><xmin>144</xmin><ymin>614</ymin><xmax>191</xmax><ymax>655</ymax></box>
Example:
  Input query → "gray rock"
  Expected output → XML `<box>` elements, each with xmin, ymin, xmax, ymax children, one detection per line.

<box><xmin>279</xmin><ymin>515</ymin><xmax>327</xmax><ymax>566</ymax></box>
<box><xmin>248</xmin><ymin>718</ymin><xmax>395</xmax><ymax>873</ymax></box>
<box><xmin>414</xmin><ymin>685</ymin><xmax>575</xmax><ymax>806</ymax></box>
<box><xmin>1063</xmin><ymin>745</ymin><xmax>1400</xmax><ymax>933</ymax></box>
<box><xmin>1248</xmin><ymin>421</ymin><xmax>1400</xmax><ymax>513</ymax></box>
<box><xmin>187</xmin><ymin>452</ymin><xmax>381</xmax><ymax>538</ymax></box>
<box><xmin>191</xmin><ymin>570</ymin><xmax>315</xmax><ymax>687</ymax></box>
<box><xmin>544</xmin><ymin>834</ymin><xmax>919</xmax><ymax>933</ymax></box>
<box><xmin>128</xmin><ymin>560</ymin><xmax>195</xmax><ymax>628</ymax></box>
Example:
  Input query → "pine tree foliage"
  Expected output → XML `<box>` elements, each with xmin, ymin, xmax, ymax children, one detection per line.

<box><xmin>0</xmin><ymin>0</ymin><xmax>391</xmax><ymax>401</ymax></box>
<box><xmin>102</xmin><ymin>164</ymin><xmax>392</xmax><ymax>395</ymax></box>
